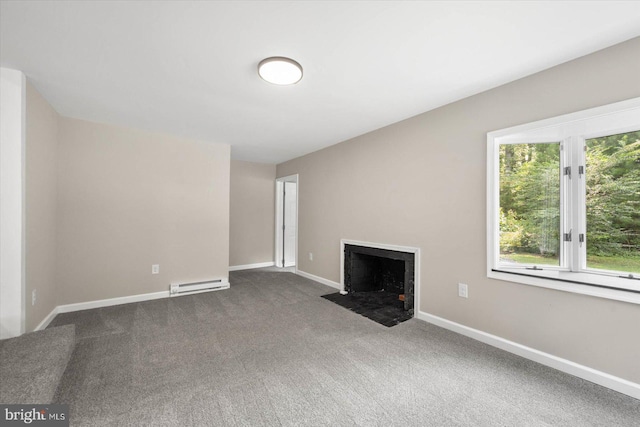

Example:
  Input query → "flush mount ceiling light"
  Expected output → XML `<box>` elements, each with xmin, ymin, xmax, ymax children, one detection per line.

<box><xmin>258</xmin><ymin>57</ymin><xmax>303</xmax><ymax>85</ymax></box>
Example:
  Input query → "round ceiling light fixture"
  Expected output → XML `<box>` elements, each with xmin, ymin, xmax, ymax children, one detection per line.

<box><xmin>258</xmin><ymin>57</ymin><xmax>303</xmax><ymax>85</ymax></box>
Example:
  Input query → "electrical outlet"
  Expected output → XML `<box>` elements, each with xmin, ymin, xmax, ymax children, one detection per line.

<box><xmin>309</xmin><ymin>252</ymin><xmax>313</xmax><ymax>261</ymax></box>
<box><xmin>32</xmin><ymin>289</ymin><xmax>37</xmax><ymax>306</ymax></box>
<box><xmin>458</xmin><ymin>283</ymin><xmax>468</xmax><ymax>298</ymax></box>
<box><xmin>152</xmin><ymin>264</ymin><xmax>160</xmax><ymax>274</ymax></box>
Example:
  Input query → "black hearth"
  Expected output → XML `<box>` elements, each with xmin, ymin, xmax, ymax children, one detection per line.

<box><xmin>322</xmin><ymin>244</ymin><xmax>415</xmax><ymax>327</ymax></box>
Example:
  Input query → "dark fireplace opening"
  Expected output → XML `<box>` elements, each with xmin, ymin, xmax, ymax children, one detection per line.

<box><xmin>350</xmin><ymin>253</ymin><xmax>405</xmax><ymax>295</ymax></box>
<box><xmin>321</xmin><ymin>243</ymin><xmax>415</xmax><ymax>327</ymax></box>
<box><xmin>344</xmin><ymin>244</ymin><xmax>415</xmax><ymax>314</ymax></box>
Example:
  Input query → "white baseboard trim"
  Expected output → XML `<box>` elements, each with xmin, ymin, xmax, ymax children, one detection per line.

<box><xmin>34</xmin><ymin>307</ymin><xmax>60</xmax><ymax>331</ymax></box>
<box><xmin>57</xmin><ymin>290</ymin><xmax>170</xmax><ymax>314</ymax></box>
<box><xmin>33</xmin><ymin>286</ymin><xmax>222</xmax><ymax>332</ymax></box>
<box><xmin>34</xmin><ymin>290</ymin><xmax>171</xmax><ymax>332</ymax></box>
<box><xmin>296</xmin><ymin>270</ymin><xmax>341</xmax><ymax>290</ymax></box>
<box><xmin>417</xmin><ymin>311</ymin><xmax>640</xmax><ymax>400</ymax></box>
<box><xmin>229</xmin><ymin>261</ymin><xmax>275</xmax><ymax>271</ymax></box>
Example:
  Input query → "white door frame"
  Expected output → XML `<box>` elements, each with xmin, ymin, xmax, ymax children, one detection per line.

<box><xmin>0</xmin><ymin>68</ymin><xmax>26</xmax><ymax>338</ymax></box>
<box><xmin>275</xmin><ymin>174</ymin><xmax>299</xmax><ymax>271</ymax></box>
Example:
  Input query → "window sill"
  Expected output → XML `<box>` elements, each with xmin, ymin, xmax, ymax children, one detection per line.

<box><xmin>488</xmin><ymin>269</ymin><xmax>640</xmax><ymax>305</ymax></box>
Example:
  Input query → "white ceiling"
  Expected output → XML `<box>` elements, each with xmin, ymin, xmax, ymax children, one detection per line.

<box><xmin>2</xmin><ymin>1</ymin><xmax>640</xmax><ymax>164</ymax></box>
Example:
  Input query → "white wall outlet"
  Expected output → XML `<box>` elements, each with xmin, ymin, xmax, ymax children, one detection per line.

<box><xmin>309</xmin><ymin>252</ymin><xmax>313</xmax><ymax>261</ymax></box>
<box><xmin>458</xmin><ymin>283</ymin><xmax>468</xmax><ymax>298</ymax></box>
<box><xmin>152</xmin><ymin>264</ymin><xmax>160</xmax><ymax>274</ymax></box>
<box><xmin>32</xmin><ymin>289</ymin><xmax>36</xmax><ymax>306</ymax></box>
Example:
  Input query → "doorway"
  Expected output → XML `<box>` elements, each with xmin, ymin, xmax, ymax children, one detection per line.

<box><xmin>275</xmin><ymin>175</ymin><xmax>298</xmax><ymax>269</ymax></box>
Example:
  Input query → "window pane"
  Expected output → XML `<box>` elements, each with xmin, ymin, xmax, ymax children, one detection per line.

<box><xmin>585</xmin><ymin>130</ymin><xmax>640</xmax><ymax>275</ymax></box>
<box><xmin>499</xmin><ymin>143</ymin><xmax>561</xmax><ymax>266</ymax></box>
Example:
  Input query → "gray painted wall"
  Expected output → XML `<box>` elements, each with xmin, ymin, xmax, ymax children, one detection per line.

<box><xmin>25</xmin><ymin>81</ymin><xmax>59</xmax><ymax>331</ymax></box>
<box><xmin>230</xmin><ymin>160</ymin><xmax>276</xmax><ymax>267</ymax></box>
<box><xmin>277</xmin><ymin>37</ymin><xmax>640</xmax><ymax>383</ymax></box>
<box><xmin>56</xmin><ymin>117</ymin><xmax>230</xmax><ymax>305</ymax></box>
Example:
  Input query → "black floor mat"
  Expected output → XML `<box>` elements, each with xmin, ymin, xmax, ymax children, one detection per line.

<box><xmin>321</xmin><ymin>290</ymin><xmax>413</xmax><ymax>327</ymax></box>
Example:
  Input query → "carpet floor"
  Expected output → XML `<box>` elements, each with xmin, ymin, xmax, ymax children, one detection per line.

<box><xmin>49</xmin><ymin>269</ymin><xmax>639</xmax><ymax>426</ymax></box>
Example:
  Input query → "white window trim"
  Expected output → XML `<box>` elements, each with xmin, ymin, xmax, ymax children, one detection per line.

<box><xmin>487</xmin><ymin>97</ymin><xmax>640</xmax><ymax>304</ymax></box>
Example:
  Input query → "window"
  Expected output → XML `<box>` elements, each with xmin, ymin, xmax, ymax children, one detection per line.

<box><xmin>487</xmin><ymin>98</ymin><xmax>640</xmax><ymax>303</ymax></box>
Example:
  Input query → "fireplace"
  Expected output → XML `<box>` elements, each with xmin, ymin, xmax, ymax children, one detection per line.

<box><xmin>321</xmin><ymin>240</ymin><xmax>419</xmax><ymax>326</ymax></box>
<box><xmin>343</xmin><ymin>243</ymin><xmax>415</xmax><ymax>314</ymax></box>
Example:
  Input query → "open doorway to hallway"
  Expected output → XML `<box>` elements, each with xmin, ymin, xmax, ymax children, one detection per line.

<box><xmin>275</xmin><ymin>175</ymin><xmax>298</xmax><ymax>269</ymax></box>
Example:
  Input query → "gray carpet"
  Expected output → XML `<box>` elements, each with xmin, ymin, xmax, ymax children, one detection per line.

<box><xmin>1</xmin><ymin>324</ymin><xmax>75</xmax><ymax>404</ymax></box>
<box><xmin>48</xmin><ymin>269</ymin><xmax>639</xmax><ymax>426</ymax></box>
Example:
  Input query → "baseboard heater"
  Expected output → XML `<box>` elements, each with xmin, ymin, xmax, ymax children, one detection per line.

<box><xmin>169</xmin><ymin>279</ymin><xmax>230</xmax><ymax>297</ymax></box>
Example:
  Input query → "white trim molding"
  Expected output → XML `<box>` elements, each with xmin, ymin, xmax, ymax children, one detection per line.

<box><xmin>34</xmin><ymin>290</ymin><xmax>172</xmax><ymax>331</ymax></box>
<box><xmin>275</xmin><ymin>174</ymin><xmax>299</xmax><ymax>269</ymax></box>
<box><xmin>487</xmin><ymin>97</ymin><xmax>640</xmax><ymax>302</ymax></box>
<box><xmin>34</xmin><ymin>283</ymin><xmax>235</xmax><ymax>332</ymax></box>
<box><xmin>417</xmin><ymin>311</ymin><xmax>640</xmax><ymax>400</ymax></box>
<box><xmin>57</xmin><ymin>290</ymin><xmax>170</xmax><ymax>314</ymax></box>
<box><xmin>296</xmin><ymin>269</ymin><xmax>340</xmax><ymax>290</ymax></box>
<box><xmin>340</xmin><ymin>239</ymin><xmax>421</xmax><ymax>312</ymax></box>
<box><xmin>0</xmin><ymin>68</ymin><xmax>26</xmax><ymax>339</ymax></box>
<box><xmin>229</xmin><ymin>261</ymin><xmax>275</xmax><ymax>272</ymax></box>
<box><xmin>34</xmin><ymin>306</ymin><xmax>59</xmax><ymax>331</ymax></box>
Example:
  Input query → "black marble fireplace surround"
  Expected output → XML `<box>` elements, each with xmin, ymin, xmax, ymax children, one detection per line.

<box><xmin>322</xmin><ymin>244</ymin><xmax>415</xmax><ymax>327</ymax></box>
